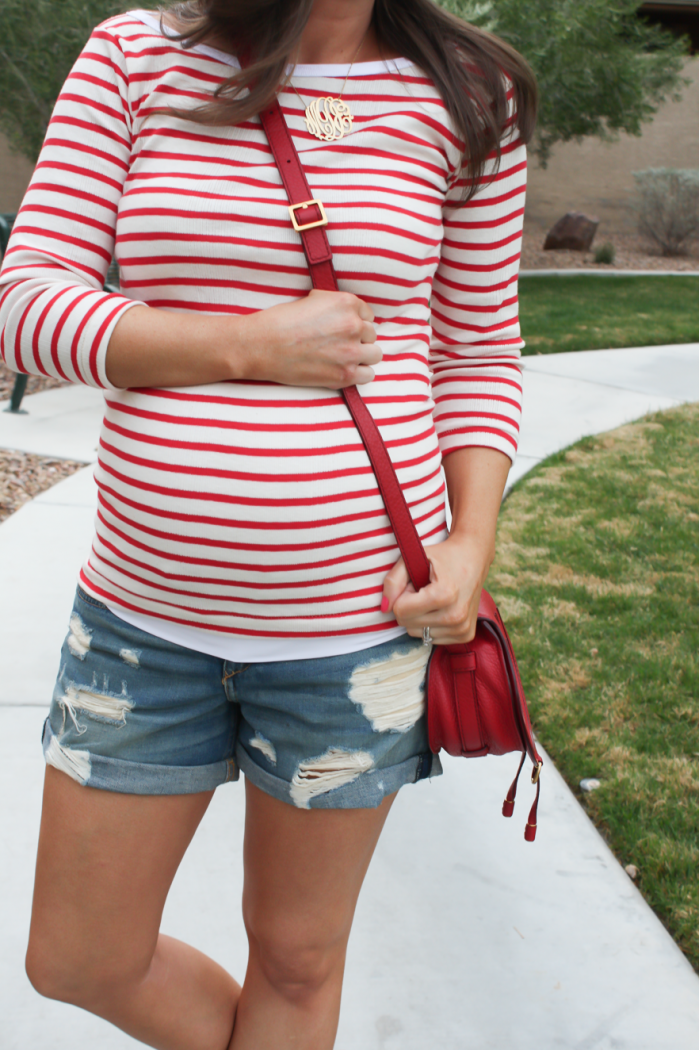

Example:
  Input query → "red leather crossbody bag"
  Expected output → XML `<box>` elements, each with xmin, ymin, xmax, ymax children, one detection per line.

<box><xmin>260</xmin><ymin>101</ymin><xmax>543</xmax><ymax>840</ymax></box>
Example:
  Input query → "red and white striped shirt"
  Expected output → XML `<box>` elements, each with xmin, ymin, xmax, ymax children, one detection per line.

<box><xmin>0</xmin><ymin>10</ymin><xmax>527</xmax><ymax>660</ymax></box>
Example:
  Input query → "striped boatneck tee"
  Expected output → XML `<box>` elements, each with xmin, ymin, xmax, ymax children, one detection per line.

<box><xmin>0</xmin><ymin>9</ymin><xmax>527</xmax><ymax>662</ymax></box>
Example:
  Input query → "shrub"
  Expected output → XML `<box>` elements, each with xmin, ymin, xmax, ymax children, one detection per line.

<box><xmin>633</xmin><ymin>169</ymin><xmax>699</xmax><ymax>256</ymax></box>
<box><xmin>594</xmin><ymin>242</ymin><xmax>616</xmax><ymax>265</ymax></box>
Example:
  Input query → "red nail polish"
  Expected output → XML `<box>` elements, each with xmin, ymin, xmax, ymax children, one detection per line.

<box><xmin>380</xmin><ymin>596</ymin><xmax>389</xmax><ymax>613</ymax></box>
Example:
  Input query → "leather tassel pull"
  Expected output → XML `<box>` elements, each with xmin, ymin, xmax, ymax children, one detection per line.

<box><xmin>502</xmin><ymin>752</ymin><xmax>526</xmax><ymax>818</ymax></box>
<box><xmin>524</xmin><ymin>768</ymin><xmax>542</xmax><ymax>842</ymax></box>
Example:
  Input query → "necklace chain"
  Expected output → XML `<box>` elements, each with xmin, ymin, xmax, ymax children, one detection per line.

<box><xmin>287</xmin><ymin>31</ymin><xmax>368</xmax><ymax>142</ymax></box>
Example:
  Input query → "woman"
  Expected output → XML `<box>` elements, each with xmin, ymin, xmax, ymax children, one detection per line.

<box><xmin>0</xmin><ymin>1</ymin><xmax>535</xmax><ymax>1046</ymax></box>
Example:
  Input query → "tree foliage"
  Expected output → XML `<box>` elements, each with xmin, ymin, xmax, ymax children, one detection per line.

<box><xmin>440</xmin><ymin>0</ymin><xmax>690</xmax><ymax>164</ymax></box>
<box><xmin>0</xmin><ymin>0</ymin><xmax>122</xmax><ymax>162</ymax></box>
<box><xmin>0</xmin><ymin>0</ymin><xmax>691</xmax><ymax>165</ymax></box>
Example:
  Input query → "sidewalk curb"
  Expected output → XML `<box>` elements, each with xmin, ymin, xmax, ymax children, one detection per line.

<box><xmin>520</xmin><ymin>269</ymin><xmax>699</xmax><ymax>277</ymax></box>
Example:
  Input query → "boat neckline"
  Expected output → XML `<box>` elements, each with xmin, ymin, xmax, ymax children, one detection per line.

<box><xmin>133</xmin><ymin>10</ymin><xmax>415</xmax><ymax>76</ymax></box>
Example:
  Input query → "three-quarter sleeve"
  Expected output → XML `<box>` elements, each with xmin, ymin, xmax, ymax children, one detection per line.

<box><xmin>0</xmin><ymin>23</ymin><xmax>142</xmax><ymax>390</ymax></box>
<box><xmin>429</xmin><ymin>127</ymin><xmax>527</xmax><ymax>463</ymax></box>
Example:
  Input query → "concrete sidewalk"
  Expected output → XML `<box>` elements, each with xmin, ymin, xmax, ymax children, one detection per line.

<box><xmin>2</xmin><ymin>341</ymin><xmax>698</xmax><ymax>475</ymax></box>
<box><xmin>520</xmin><ymin>269</ymin><xmax>699</xmax><ymax>277</ymax></box>
<box><xmin>0</xmin><ymin>381</ymin><xmax>103</xmax><ymax>462</ymax></box>
<box><xmin>509</xmin><ymin>342</ymin><xmax>699</xmax><ymax>488</ymax></box>
<box><xmin>2</xmin><ymin>343</ymin><xmax>699</xmax><ymax>1049</ymax></box>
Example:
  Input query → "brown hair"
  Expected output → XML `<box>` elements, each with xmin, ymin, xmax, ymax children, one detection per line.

<box><xmin>162</xmin><ymin>0</ymin><xmax>537</xmax><ymax>198</ymax></box>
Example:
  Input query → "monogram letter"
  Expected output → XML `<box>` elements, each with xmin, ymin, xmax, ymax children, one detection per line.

<box><xmin>304</xmin><ymin>97</ymin><xmax>353</xmax><ymax>142</ymax></box>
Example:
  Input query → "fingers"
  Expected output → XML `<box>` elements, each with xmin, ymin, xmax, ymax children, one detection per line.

<box><xmin>381</xmin><ymin>558</ymin><xmax>411</xmax><ymax>613</ymax></box>
<box><xmin>392</xmin><ymin>572</ymin><xmax>481</xmax><ymax>645</ymax></box>
<box><xmin>393</xmin><ymin>584</ymin><xmax>448</xmax><ymax>627</ymax></box>
<box><xmin>276</xmin><ymin>290</ymin><xmax>381</xmax><ymax>389</ymax></box>
<box><xmin>409</xmin><ymin>621</ymin><xmax>478</xmax><ymax>646</ymax></box>
<box><xmin>310</xmin><ymin>288</ymin><xmax>374</xmax><ymax>324</ymax></box>
<box><xmin>356</xmin><ymin>299</ymin><xmax>375</xmax><ymax>323</ymax></box>
<box><xmin>397</xmin><ymin>589</ymin><xmax>479</xmax><ymax>645</ymax></box>
<box><xmin>360</xmin><ymin>320</ymin><xmax>377</xmax><ymax>344</ymax></box>
<box><xmin>353</xmin><ymin>366</ymin><xmax>377</xmax><ymax>386</ymax></box>
<box><xmin>358</xmin><ymin>338</ymin><xmax>381</xmax><ymax>364</ymax></box>
<box><xmin>338</xmin><ymin>331</ymin><xmax>382</xmax><ymax>386</ymax></box>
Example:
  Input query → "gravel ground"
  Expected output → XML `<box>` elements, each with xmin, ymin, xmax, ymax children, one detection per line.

<box><xmin>521</xmin><ymin>231</ymin><xmax>699</xmax><ymax>271</ymax></box>
<box><xmin>0</xmin><ymin>360</ymin><xmax>66</xmax><ymax>401</ymax></box>
<box><xmin>0</xmin><ymin>448</ymin><xmax>83</xmax><ymax>524</ymax></box>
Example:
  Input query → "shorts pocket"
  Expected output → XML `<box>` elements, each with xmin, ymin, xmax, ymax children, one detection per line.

<box><xmin>76</xmin><ymin>585</ymin><xmax>109</xmax><ymax>610</ymax></box>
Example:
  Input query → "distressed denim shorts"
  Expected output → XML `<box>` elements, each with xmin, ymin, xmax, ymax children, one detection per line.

<box><xmin>42</xmin><ymin>587</ymin><xmax>442</xmax><ymax>808</ymax></box>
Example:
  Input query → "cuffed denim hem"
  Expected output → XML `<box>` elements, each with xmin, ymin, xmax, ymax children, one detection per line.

<box><xmin>42</xmin><ymin>719</ymin><xmax>239</xmax><ymax>795</ymax></box>
<box><xmin>236</xmin><ymin>741</ymin><xmax>443</xmax><ymax>810</ymax></box>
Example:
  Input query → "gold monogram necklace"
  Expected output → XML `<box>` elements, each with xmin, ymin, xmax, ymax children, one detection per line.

<box><xmin>288</xmin><ymin>31</ymin><xmax>368</xmax><ymax>142</ymax></box>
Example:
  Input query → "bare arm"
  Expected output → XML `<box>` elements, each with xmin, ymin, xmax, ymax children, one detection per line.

<box><xmin>382</xmin><ymin>446</ymin><xmax>511</xmax><ymax>644</ymax></box>
<box><xmin>105</xmin><ymin>290</ymin><xmax>380</xmax><ymax>390</ymax></box>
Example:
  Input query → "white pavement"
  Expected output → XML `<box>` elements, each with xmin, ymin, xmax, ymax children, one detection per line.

<box><xmin>2</xmin><ymin>343</ymin><xmax>699</xmax><ymax>1049</ymax></box>
<box><xmin>0</xmin><ymin>382</ymin><xmax>103</xmax><ymax>462</ymax></box>
<box><xmin>509</xmin><ymin>342</ymin><xmax>699</xmax><ymax>489</ymax></box>
<box><xmin>520</xmin><ymin>269</ymin><xmax>699</xmax><ymax>277</ymax></box>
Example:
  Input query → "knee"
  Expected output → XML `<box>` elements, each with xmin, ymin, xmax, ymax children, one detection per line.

<box><xmin>26</xmin><ymin>939</ymin><xmax>82</xmax><ymax>1004</ymax></box>
<box><xmin>246</xmin><ymin>921</ymin><xmax>345</xmax><ymax>1004</ymax></box>
<box><xmin>26</xmin><ymin>933</ymin><xmax>147</xmax><ymax>1008</ymax></box>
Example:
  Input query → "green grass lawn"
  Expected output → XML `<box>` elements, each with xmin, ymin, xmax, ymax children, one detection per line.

<box><xmin>489</xmin><ymin>403</ymin><xmax>699</xmax><ymax>969</ymax></box>
<box><xmin>519</xmin><ymin>275</ymin><xmax>699</xmax><ymax>355</ymax></box>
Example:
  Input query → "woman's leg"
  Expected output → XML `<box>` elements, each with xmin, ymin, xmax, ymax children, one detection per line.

<box><xmin>231</xmin><ymin>779</ymin><xmax>396</xmax><ymax>1050</ymax></box>
<box><xmin>27</xmin><ymin>765</ymin><xmax>242</xmax><ymax>1050</ymax></box>
<box><xmin>29</xmin><ymin>768</ymin><xmax>397</xmax><ymax>1050</ymax></box>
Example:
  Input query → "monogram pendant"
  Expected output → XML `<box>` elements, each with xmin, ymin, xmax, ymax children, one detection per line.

<box><xmin>304</xmin><ymin>97</ymin><xmax>353</xmax><ymax>141</ymax></box>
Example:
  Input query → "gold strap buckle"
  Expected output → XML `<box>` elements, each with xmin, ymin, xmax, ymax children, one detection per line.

<box><xmin>289</xmin><ymin>198</ymin><xmax>328</xmax><ymax>232</ymax></box>
<box><xmin>531</xmin><ymin>760</ymin><xmax>543</xmax><ymax>785</ymax></box>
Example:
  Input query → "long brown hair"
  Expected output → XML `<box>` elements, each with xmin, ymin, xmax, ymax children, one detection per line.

<box><xmin>162</xmin><ymin>0</ymin><xmax>537</xmax><ymax>197</ymax></box>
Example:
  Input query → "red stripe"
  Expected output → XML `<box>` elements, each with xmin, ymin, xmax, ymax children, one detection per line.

<box><xmin>0</xmin><ymin>12</ymin><xmax>526</xmax><ymax>644</ymax></box>
<box><xmin>70</xmin><ymin>296</ymin><xmax>107</xmax><ymax>382</ymax></box>
<box><xmin>32</xmin><ymin>286</ymin><xmax>74</xmax><ymax>377</ymax></box>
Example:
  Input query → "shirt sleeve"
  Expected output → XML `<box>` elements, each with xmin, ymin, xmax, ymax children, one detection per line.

<box><xmin>429</xmin><ymin>126</ymin><xmax>527</xmax><ymax>464</ymax></box>
<box><xmin>0</xmin><ymin>21</ymin><xmax>142</xmax><ymax>390</ymax></box>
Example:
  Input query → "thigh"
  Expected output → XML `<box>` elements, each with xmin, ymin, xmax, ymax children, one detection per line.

<box><xmin>241</xmin><ymin>778</ymin><xmax>395</xmax><ymax>951</ymax></box>
<box><xmin>28</xmin><ymin>765</ymin><xmax>213</xmax><ymax>986</ymax></box>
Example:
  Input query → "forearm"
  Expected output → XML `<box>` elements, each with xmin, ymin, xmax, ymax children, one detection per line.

<box><xmin>443</xmin><ymin>446</ymin><xmax>512</xmax><ymax>565</ymax></box>
<box><xmin>105</xmin><ymin>306</ymin><xmax>248</xmax><ymax>389</ymax></box>
<box><xmin>105</xmin><ymin>290</ymin><xmax>379</xmax><ymax>390</ymax></box>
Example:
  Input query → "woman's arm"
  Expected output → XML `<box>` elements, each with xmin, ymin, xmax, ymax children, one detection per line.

<box><xmin>381</xmin><ymin>446</ymin><xmax>510</xmax><ymax>643</ymax></box>
<box><xmin>0</xmin><ymin>25</ymin><xmax>140</xmax><ymax>390</ymax></box>
<box><xmin>382</xmin><ymin>114</ymin><xmax>527</xmax><ymax>637</ymax></box>
<box><xmin>0</xmin><ymin>22</ymin><xmax>379</xmax><ymax>394</ymax></box>
<box><xmin>105</xmin><ymin>289</ymin><xmax>379</xmax><ymax>390</ymax></box>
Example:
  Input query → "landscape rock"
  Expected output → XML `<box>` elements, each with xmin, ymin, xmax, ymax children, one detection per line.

<box><xmin>544</xmin><ymin>212</ymin><xmax>600</xmax><ymax>252</ymax></box>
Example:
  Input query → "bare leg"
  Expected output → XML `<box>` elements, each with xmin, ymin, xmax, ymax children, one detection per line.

<box><xmin>230</xmin><ymin>779</ymin><xmax>396</xmax><ymax>1050</ymax></box>
<box><xmin>29</xmin><ymin>768</ymin><xmax>396</xmax><ymax>1050</ymax></box>
<box><xmin>27</xmin><ymin>766</ymin><xmax>241</xmax><ymax>1050</ymax></box>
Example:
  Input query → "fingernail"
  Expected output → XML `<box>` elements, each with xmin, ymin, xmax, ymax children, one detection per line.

<box><xmin>380</xmin><ymin>596</ymin><xmax>389</xmax><ymax>613</ymax></box>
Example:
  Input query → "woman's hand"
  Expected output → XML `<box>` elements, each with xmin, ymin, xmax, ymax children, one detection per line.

<box><xmin>239</xmin><ymin>289</ymin><xmax>380</xmax><ymax>388</ymax></box>
<box><xmin>380</xmin><ymin>446</ymin><xmax>512</xmax><ymax>645</ymax></box>
<box><xmin>105</xmin><ymin>289</ymin><xmax>379</xmax><ymax>391</ymax></box>
<box><xmin>381</xmin><ymin>533</ymin><xmax>492</xmax><ymax>645</ymax></box>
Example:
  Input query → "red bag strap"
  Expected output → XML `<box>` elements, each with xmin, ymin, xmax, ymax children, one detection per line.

<box><xmin>259</xmin><ymin>100</ymin><xmax>431</xmax><ymax>592</ymax></box>
<box><xmin>260</xmin><ymin>101</ymin><xmax>544</xmax><ymax>832</ymax></box>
